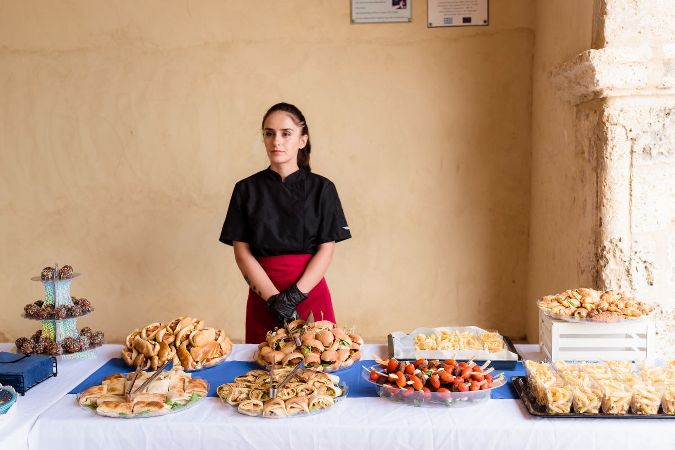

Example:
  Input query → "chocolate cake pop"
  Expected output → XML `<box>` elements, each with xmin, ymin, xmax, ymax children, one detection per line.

<box><xmin>90</xmin><ymin>331</ymin><xmax>104</xmax><ymax>346</ymax></box>
<box><xmin>31</xmin><ymin>329</ymin><xmax>43</xmax><ymax>342</ymax></box>
<box><xmin>58</xmin><ymin>265</ymin><xmax>74</xmax><ymax>279</ymax></box>
<box><xmin>55</xmin><ymin>305</ymin><xmax>68</xmax><ymax>319</ymax></box>
<box><xmin>40</xmin><ymin>267</ymin><xmax>55</xmax><ymax>281</ymax></box>
<box><xmin>61</xmin><ymin>336</ymin><xmax>81</xmax><ymax>353</ymax></box>
<box><xmin>76</xmin><ymin>298</ymin><xmax>92</xmax><ymax>311</ymax></box>
<box><xmin>80</xmin><ymin>326</ymin><xmax>92</xmax><ymax>336</ymax></box>
<box><xmin>77</xmin><ymin>334</ymin><xmax>90</xmax><ymax>350</ymax></box>
<box><xmin>44</xmin><ymin>340</ymin><xmax>60</xmax><ymax>356</ymax></box>
<box><xmin>24</xmin><ymin>303</ymin><xmax>40</xmax><ymax>318</ymax></box>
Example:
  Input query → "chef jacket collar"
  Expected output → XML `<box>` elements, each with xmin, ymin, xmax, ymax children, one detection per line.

<box><xmin>265</xmin><ymin>166</ymin><xmax>306</xmax><ymax>184</ymax></box>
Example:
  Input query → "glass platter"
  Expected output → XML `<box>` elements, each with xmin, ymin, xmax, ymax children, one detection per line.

<box><xmin>77</xmin><ymin>376</ymin><xmax>208</xmax><ymax>419</ymax></box>
<box><xmin>360</xmin><ymin>364</ymin><xmax>506</xmax><ymax>408</ymax></box>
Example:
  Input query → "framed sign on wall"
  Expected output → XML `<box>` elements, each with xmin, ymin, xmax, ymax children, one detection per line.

<box><xmin>428</xmin><ymin>0</ymin><xmax>488</xmax><ymax>27</ymax></box>
<box><xmin>351</xmin><ymin>0</ymin><xmax>412</xmax><ymax>24</ymax></box>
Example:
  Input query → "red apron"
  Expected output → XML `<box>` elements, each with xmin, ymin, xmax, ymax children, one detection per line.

<box><xmin>245</xmin><ymin>254</ymin><xmax>336</xmax><ymax>344</ymax></box>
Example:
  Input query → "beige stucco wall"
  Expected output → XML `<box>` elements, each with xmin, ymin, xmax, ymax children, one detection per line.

<box><xmin>0</xmin><ymin>0</ymin><xmax>534</xmax><ymax>344</ymax></box>
<box><xmin>526</xmin><ymin>1</ymin><xmax>594</xmax><ymax>341</ymax></box>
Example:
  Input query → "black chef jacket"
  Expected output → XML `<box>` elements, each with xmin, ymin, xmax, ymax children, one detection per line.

<box><xmin>219</xmin><ymin>168</ymin><xmax>351</xmax><ymax>257</ymax></box>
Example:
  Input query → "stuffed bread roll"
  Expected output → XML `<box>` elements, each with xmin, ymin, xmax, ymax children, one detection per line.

<box><xmin>238</xmin><ymin>399</ymin><xmax>264</xmax><ymax>417</ymax></box>
<box><xmin>249</xmin><ymin>389</ymin><xmax>270</xmax><ymax>401</ymax></box>
<box><xmin>96</xmin><ymin>394</ymin><xmax>126</xmax><ymax>406</ymax></box>
<box><xmin>145</xmin><ymin>377</ymin><xmax>171</xmax><ymax>395</ymax></box>
<box><xmin>282</xmin><ymin>351</ymin><xmax>304</xmax><ymax>366</ymax></box>
<box><xmin>217</xmin><ymin>383</ymin><xmax>234</xmax><ymax>401</ymax></box>
<box><xmin>132</xmin><ymin>400</ymin><xmax>168</xmax><ymax>415</ymax></box>
<box><xmin>78</xmin><ymin>385</ymin><xmax>106</xmax><ymax>406</ymax></box>
<box><xmin>133</xmin><ymin>392</ymin><xmax>167</xmax><ymax>403</ymax></box>
<box><xmin>296</xmin><ymin>384</ymin><xmax>317</xmax><ymax>397</ymax></box>
<box><xmin>102</xmin><ymin>377</ymin><xmax>126</xmax><ymax>395</ymax></box>
<box><xmin>227</xmin><ymin>387</ymin><xmax>251</xmax><ymax>405</ymax></box>
<box><xmin>262</xmin><ymin>398</ymin><xmax>287</xmax><ymax>417</ymax></box>
<box><xmin>185</xmin><ymin>378</ymin><xmax>208</xmax><ymax>396</ymax></box>
<box><xmin>96</xmin><ymin>401</ymin><xmax>133</xmax><ymax>417</ymax></box>
<box><xmin>285</xmin><ymin>396</ymin><xmax>309</xmax><ymax>416</ymax></box>
<box><xmin>308</xmin><ymin>394</ymin><xmax>334</xmax><ymax>410</ymax></box>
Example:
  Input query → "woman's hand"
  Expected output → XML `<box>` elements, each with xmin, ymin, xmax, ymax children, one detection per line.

<box><xmin>266</xmin><ymin>285</ymin><xmax>308</xmax><ymax>323</ymax></box>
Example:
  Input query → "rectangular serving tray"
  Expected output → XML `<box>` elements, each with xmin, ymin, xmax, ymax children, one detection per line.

<box><xmin>512</xmin><ymin>376</ymin><xmax>674</xmax><ymax>419</ymax></box>
<box><xmin>388</xmin><ymin>333</ymin><xmax>521</xmax><ymax>370</ymax></box>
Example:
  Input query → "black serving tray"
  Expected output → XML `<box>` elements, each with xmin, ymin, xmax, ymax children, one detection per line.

<box><xmin>512</xmin><ymin>376</ymin><xmax>674</xmax><ymax>419</ymax></box>
<box><xmin>387</xmin><ymin>335</ymin><xmax>521</xmax><ymax>370</ymax></box>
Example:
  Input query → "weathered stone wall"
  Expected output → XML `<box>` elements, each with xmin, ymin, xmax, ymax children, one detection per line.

<box><xmin>545</xmin><ymin>0</ymin><xmax>675</xmax><ymax>356</ymax></box>
<box><xmin>604</xmin><ymin>97</ymin><xmax>675</xmax><ymax>353</ymax></box>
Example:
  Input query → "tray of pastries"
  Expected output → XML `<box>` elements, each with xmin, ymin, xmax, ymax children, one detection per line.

<box><xmin>121</xmin><ymin>317</ymin><xmax>232</xmax><ymax>371</ymax></box>
<box><xmin>537</xmin><ymin>288</ymin><xmax>654</xmax><ymax>322</ymax></box>
<box><xmin>77</xmin><ymin>369</ymin><xmax>208</xmax><ymax>418</ymax></box>
<box><xmin>515</xmin><ymin>360</ymin><xmax>675</xmax><ymax>417</ymax></box>
<box><xmin>388</xmin><ymin>326</ymin><xmax>519</xmax><ymax>369</ymax></box>
<box><xmin>217</xmin><ymin>367</ymin><xmax>346</xmax><ymax>418</ymax></box>
<box><xmin>254</xmin><ymin>319</ymin><xmax>363</xmax><ymax>372</ymax></box>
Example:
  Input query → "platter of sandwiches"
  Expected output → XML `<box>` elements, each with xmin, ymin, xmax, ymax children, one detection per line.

<box><xmin>121</xmin><ymin>317</ymin><xmax>232</xmax><ymax>371</ymax></box>
<box><xmin>77</xmin><ymin>368</ymin><xmax>208</xmax><ymax>418</ymax></box>
<box><xmin>217</xmin><ymin>367</ymin><xmax>347</xmax><ymax>418</ymax></box>
<box><xmin>254</xmin><ymin>319</ymin><xmax>363</xmax><ymax>372</ymax></box>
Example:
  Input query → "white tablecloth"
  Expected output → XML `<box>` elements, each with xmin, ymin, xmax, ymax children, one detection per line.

<box><xmin>0</xmin><ymin>344</ymin><xmax>119</xmax><ymax>450</ymax></box>
<box><xmin>3</xmin><ymin>344</ymin><xmax>675</xmax><ymax>450</ymax></box>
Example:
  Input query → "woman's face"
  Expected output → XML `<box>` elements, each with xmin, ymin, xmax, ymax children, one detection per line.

<box><xmin>262</xmin><ymin>111</ymin><xmax>308</xmax><ymax>168</ymax></box>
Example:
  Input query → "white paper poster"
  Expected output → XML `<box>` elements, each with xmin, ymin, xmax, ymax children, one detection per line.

<box><xmin>428</xmin><ymin>0</ymin><xmax>488</xmax><ymax>27</ymax></box>
<box><xmin>351</xmin><ymin>0</ymin><xmax>412</xmax><ymax>24</ymax></box>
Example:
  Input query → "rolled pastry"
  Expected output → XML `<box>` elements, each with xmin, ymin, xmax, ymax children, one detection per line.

<box><xmin>262</xmin><ymin>398</ymin><xmax>287</xmax><ymax>417</ymax></box>
<box><xmin>285</xmin><ymin>396</ymin><xmax>309</xmax><ymax>416</ymax></box>
<box><xmin>308</xmin><ymin>394</ymin><xmax>334</xmax><ymax>410</ymax></box>
<box><xmin>238</xmin><ymin>399</ymin><xmax>264</xmax><ymax>417</ymax></box>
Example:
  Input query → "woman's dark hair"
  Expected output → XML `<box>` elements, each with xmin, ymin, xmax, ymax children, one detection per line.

<box><xmin>261</xmin><ymin>102</ymin><xmax>311</xmax><ymax>171</ymax></box>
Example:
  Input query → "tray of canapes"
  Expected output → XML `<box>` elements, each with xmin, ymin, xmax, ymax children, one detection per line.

<box><xmin>217</xmin><ymin>367</ymin><xmax>347</xmax><ymax>417</ymax></box>
<box><xmin>537</xmin><ymin>288</ymin><xmax>655</xmax><ymax>322</ymax></box>
<box><xmin>78</xmin><ymin>368</ymin><xmax>208</xmax><ymax>418</ymax></box>
<box><xmin>514</xmin><ymin>360</ymin><xmax>675</xmax><ymax>418</ymax></box>
<box><xmin>388</xmin><ymin>326</ymin><xmax>519</xmax><ymax>369</ymax></box>
<box><xmin>362</xmin><ymin>357</ymin><xmax>505</xmax><ymax>407</ymax></box>
<box><xmin>254</xmin><ymin>319</ymin><xmax>363</xmax><ymax>372</ymax></box>
<box><xmin>121</xmin><ymin>317</ymin><xmax>232</xmax><ymax>371</ymax></box>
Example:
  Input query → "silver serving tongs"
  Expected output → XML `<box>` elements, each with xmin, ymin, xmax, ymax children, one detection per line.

<box><xmin>270</xmin><ymin>360</ymin><xmax>303</xmax><ymax>399</ymax></box>
<box><xmin>274</xmin><ymin>361</ymin><xmax>304</xmax><ymax>396</ymax></box>
<box><xmin>268</xmin><ymin>357</ymin><xmax>277</xmax><ymax>399</ymax></box>
<box><xmin>129</xmin><ymin>360</ymin><xmax>169</xmax><ymax>399</ymax></box>
<box><xmin>125</xmin><ymin>356</ymin><xmax>145</xmax><ymax>401</ymax></box>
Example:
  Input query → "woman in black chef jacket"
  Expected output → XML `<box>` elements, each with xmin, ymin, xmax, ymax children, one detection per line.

<box><xmin>219</xmin><ymin>102</ymin><xmax>351</xmax><ymax>343</ymax></box>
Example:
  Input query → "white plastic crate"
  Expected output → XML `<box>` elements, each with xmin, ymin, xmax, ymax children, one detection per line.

<box><xmin>538</xmin><ymin>310</ymin><xmax>655</xmax><ymax>362</ymax></box>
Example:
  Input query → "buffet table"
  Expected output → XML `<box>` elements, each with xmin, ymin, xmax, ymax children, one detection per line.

<box><xmin>1</xmin><ymin>344</ymin><xmax>674</xmax><ymax>450</ymax></box>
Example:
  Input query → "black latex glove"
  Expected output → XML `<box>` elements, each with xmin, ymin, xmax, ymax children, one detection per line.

<box><xmin>265</xmin><ymin>285</ymin><xmax>308</xmax><ymax>324</ymax></box>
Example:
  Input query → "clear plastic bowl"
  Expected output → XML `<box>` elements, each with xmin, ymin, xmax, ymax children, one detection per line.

<box><xmin>361</xmin><ymin>364</ymin><xmax>505</xmax><ymax>408</ymax></box>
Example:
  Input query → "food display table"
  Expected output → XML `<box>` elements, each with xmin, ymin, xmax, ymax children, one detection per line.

<box><xmin>1</xmin><ymin>344</ymin><xmax>673</xmax><ymax>450</ymax></box>
<box><xmin>0</xmin><ymin>343</ymin><xmax>119</xmax><ymax>450</ymax></box>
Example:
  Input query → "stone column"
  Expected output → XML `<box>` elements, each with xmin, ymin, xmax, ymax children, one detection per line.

<box><xmin>551</xmin><ymin>0</ymin><xmax>675</xmax><ymax>355</ymax></box>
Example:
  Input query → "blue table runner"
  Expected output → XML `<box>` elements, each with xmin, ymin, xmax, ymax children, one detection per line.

<box><xmin>70</xmin><ymin>359</ymin><xmax>525</xmax><ymax>399</ymax></box>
